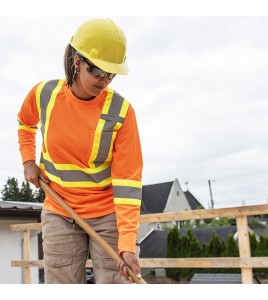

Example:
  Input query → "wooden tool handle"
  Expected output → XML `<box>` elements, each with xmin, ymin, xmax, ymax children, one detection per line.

<box><xmin>39</xmin><ymin>180</ymin><xmax>147</xmax><ymax>284</ymax></box>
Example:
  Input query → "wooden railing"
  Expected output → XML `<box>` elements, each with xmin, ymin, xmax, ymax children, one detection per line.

<box><xmin>10</xmin><ymin>203</ymin><xmax>268</xmax><ymax>284</ymax></box>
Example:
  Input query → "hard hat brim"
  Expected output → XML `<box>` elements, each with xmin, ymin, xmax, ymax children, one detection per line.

<box><xmin>88</xmin><ymin>56</ymin><xmax>129</xmax><ymax>75</ymax></box>
<box><xmin>73</xmin><ymin>47</ymin><xmax>129</xmax><ymax>75</ymax></box>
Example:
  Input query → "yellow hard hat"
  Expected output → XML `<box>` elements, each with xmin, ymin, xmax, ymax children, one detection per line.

<box><xmin>70</xmin><ymin>18</ymin><xmax>128</xmax><ymax>75</ymax></box>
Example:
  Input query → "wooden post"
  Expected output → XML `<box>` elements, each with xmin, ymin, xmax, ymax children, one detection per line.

<box><xmin>23</xmin><ymin>230</ymin><xmax>31</xmax><ymax>284</ymax></box>
<box><xmin>236</xmin><ymin>216</ymin><xmax>253</xmax><ymax>284</ymax></box>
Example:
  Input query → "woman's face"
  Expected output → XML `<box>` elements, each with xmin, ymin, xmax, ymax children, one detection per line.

<box><xmin>72</xmin><ymin>55</ymin><xmax>113</xmax><ymax>100</ymax></box>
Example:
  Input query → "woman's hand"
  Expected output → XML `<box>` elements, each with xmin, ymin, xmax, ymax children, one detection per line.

<box><xmin>23</xmin><ymin>160</ymin><xmax>49</xmax><ymax>188</ymax></box>
<box><xmin>117</xmin><ymin>251</ymin><xmax>141</xmax><ymax>282</ymax></box>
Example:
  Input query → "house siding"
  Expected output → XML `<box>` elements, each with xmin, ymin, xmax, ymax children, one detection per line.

<box><xmin>165</xmin><ymin>179</ymin><xmax>191</xmax><ymax>212</ymax></box>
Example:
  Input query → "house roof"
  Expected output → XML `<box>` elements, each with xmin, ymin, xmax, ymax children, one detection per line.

<box><xmin>251</xmin><ymin>227</ymin><xmax>268</xmax><ymax>238</ymax></box>
<box><xmin>0</xmin><ymin>200</ymin><xmax>42</xmax><ymax>220</ymax></box>
<box><xmin>190</xmin><ymin>273</ymin><xmax>242</xmax><ymax>284</ymax></box>
<box><xmin>184</xmin><ymin>190</ymin><xmax>204</xmax><ymax>210</ymax></box>
<box><xmin>140</xmin><ymin>226</ymin><xmax>237</xmax><ymax>258</ymax></box>
<box><xmin>190</xmin><ymin>273</ymin><xmax>260</xmax><ymax>284</ymax></box>
<box><xmin>141</xmin><ymin>181</ymin><xmax>173</xmax><ymax>214</ymax></box>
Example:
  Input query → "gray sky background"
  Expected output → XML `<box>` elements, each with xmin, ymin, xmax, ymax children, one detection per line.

<box><xmin>0</xmin><ymin>11</ymin><xmax>268</xmax><ymax>209</ymax></box>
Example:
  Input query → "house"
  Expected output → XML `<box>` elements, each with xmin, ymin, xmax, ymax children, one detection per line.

<box><xmin>0</xmin><ymin>200</ymin><xmax>42</xmax><ymax>284</ymax></box>
<box><xmin>138</xmin><ymin>178</ymin><xmax>204</xmax><ymax>241</ymax></box>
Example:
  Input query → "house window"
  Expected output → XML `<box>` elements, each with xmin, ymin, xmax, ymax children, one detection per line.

<box><xmin>156</xmin><ymin>223</ymin><xmax>161</xmax><ymax>231</ymax></box>
<box><xmin>177</xmin><ymin>191</ymin><xmax>179</xmax><ymax>196</ymax></box>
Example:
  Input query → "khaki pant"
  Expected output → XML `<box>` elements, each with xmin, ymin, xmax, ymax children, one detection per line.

<box><xmin>41</xmin><ymin>210</ymin><xmax>137</xmax><ymax>284</ymax></box>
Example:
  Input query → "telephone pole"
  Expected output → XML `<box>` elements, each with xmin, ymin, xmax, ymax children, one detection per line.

<box><xmin>208</xmin><ymin>180</ymin><xmax>215</xmax><ymax>209</ymax></box>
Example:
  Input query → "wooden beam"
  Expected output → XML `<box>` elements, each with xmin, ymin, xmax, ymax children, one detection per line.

<box><xmin>139</xmin><ymin>257</ymin><xmax>268</xmax><ymax>268</ymax></box>
<box><xmin>236</xmin><ymin>216</ymin><xmax>253</xmax><ymax>284</ymax></box>
<box><xmin>10</xmin><ymin>223</ymin><xmax>42</xmax><ymax>231</ymax></box>
<box><xmin>11</xmin><ymin>257</ymin><xmax>268</xmax><ymax>269</ymax></box>
<box><xmin>23</xmin><ymin>230</ymin><xmax>31</xmax><ymax>284</ymax></box>
<box><xmin>139</xmin><ymin>204</ymin><xmax>268</xmax><ymax>223</ymax></box>
<box><xmin>10</xmin><ymin>204</ymin><xmax>268</xmax><ymax>231</ymax></box>
<box><xmin>12</xmin><ymin>260</ymin><xmax>44</xmax><ymax>267</ymax></box>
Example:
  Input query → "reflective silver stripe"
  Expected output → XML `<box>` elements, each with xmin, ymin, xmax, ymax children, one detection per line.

<box><xmin>94</xmin><ymin>131</ymin><xmax>114</xmax><ymax>166</ymax></box>
<box><xmin>94</xmin><ymin>91</ymin><xmax>126</xmax><ymax>165</ymax></box>
<box><xmin>42</xmin><ymin>156</ymin><xmax>111</xmax><ymax>183</ymax></box>
<box><xmin>107</xmin><ymin>91</ymin><xmax>124</xmax><ymax>116</ymax></box>
<box><xmin>113</xmin><ymin>186</ymin><xmax>142</xmax><ymax>200</ymax></box>
<box><xmin>40</xmin><ymin>80</ymin><xmax>60</xmax><ymax>140</ymax></box>
<box><xmin>100</xmin><ymin>114</ymin><xmax>124</xmax><ymax>123</ymax></box>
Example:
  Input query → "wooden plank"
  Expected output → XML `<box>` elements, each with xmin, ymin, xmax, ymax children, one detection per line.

<box><xmin>11</xmin><ymin>260</ymin><xmax>44</xmax><ymax>267</ymax></box>
<box><xmin>11</xmin><ymin>257</ymin><xmax>268</xmax><ymax>269</ymax></box>
<box><xmin>23</xmin><ymin>230</ymin><xmax>31</xmax><ymax>284</ymax></box>
<box><xmin>236</xmin><ymin>216</ymin><xmax>253</xmax><ymax>284</ymax></box>
<box><xmin>10</xmin><ymin>204</ymin><xmax>268</xmax><ymax>232</ymax></box>
<box><xmin>139</xmin><ymin>204</ymin><xmax>268</xmax><ymax>223</ymax></box>
<box><xmin>10</xmin><ymin>223</ymin><xmax>42</xmax><ymax>231</ymax></box>
<box><xmin>139</xmin><ymin>257</ymin><xmax>268</xmax><ymax>268</ymax></box>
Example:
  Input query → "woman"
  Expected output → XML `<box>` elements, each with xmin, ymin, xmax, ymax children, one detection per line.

<box><xmin>17</xmin><ymin>18</ymin><xmax>143</xmax><ymax>284</ymax></box>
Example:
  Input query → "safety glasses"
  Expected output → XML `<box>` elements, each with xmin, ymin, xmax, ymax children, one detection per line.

<box><xmin>79</xmin><ymin>55</ymin><xmax>116</xmax><ymax>80</ymax></box>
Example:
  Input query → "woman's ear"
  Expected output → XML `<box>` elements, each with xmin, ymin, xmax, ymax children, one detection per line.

<box><xmin>73</xmin><ymin>54</ymin><xmax>81</xmax><ymax>67</ymax></box>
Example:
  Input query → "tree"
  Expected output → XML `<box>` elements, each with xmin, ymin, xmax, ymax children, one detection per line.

<box><xmin>20</xmin><ymin>181</ymin><xmax>34</xmax><ymax>202</ymax></box>
<box><xmin>33</xmin><ymin>188</ymin><xmax>45</xmax><ymax>203</ymax></box>
<box><xmin>166</xmin><ymin>226</ymin><xmax>181</xmax><ymax>280</ymax></box>
<box><xmin>1</xmin><ymin>177</ymin><xmax>45</xmax><ymax>203</ymax></box>
<box><xmin>249</xmin><ymin>233</ymin><xmax>258</xmax><ymax>255</ymax></box>
<box><xmin>207</xmin><ymin>232</ymin><xmax>224</xmax><ymax>257</ymax></box>
<box><xmin>181</xmin><ymin>217</ymin><xmax>234</xmax><ymax>229</ymax></box>
<box><xmin>255</xmin><ymin>235</ymin><xmax>268</xmax><ymax>256</ymax></box>
<box><xmin>225</xmin><ymin>234</ymin><xmax>239</xmax><ymax>257</ymax></box>
<box><xmin>225</xmin><ymin>234</ymin><xmax>239</xmax><ymax>273</ymax></box>
<box><xmin>1</xmin><ymin>177</ymin><xmax>21</xmax><ymax>201</ymax></box>
<box><xmin>254</xmin><ymin>235</ymin><xmax>268</xmax><ymax>275</ymax></box>
<box><xmin>181</xmin><ymin>231</ymin><xmax>202</xmax><ymax>278</ymax></box>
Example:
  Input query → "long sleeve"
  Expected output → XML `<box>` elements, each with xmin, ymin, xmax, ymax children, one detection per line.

<box><xmin>111</xmin><ymin>104</ymin><xmax>143</xmax><ymax>254</ymax></box>
<box><xmin>17</xmin><ymin>84</ymin><xmax>40</xmax><ymax>163</ymax></box>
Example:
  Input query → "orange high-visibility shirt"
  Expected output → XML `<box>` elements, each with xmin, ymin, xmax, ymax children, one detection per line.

<box><xmin>17</xmin><ymin>81</ymin><xmax>143</xmax><ymax>254</ymax></box>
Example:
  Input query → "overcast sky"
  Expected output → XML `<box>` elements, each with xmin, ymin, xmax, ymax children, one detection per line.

<box><xmin>0</xmin><ymin>13</ymin><xmax>268</xmax><ymax>209</ymax></box>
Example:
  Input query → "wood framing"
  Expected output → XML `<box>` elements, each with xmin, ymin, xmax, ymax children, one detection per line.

<box><xmin>10</xmin><ymin>203</ymin><xmax>268</xmax><ymax>284</ymax></box>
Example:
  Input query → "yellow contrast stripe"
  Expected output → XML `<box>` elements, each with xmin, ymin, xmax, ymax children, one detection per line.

<box><xmin>17</xmin><ymin>117</ymin><xmax>38</xmax><ymax>132</ymax></box>
<box><xmin>114</xmin><ymin>198</ymin><xmax>141</xmax><ymax>206</ymax></box>
<box><xmin>112</xmin><ymin>179</ymin><xmax>142</xmax><ymax>188</ymax></box>
<box><xmin>18</xmin><ymin>125</ymin><xmax>38</xmax><ymax>133</ymax></box>
<box><xmin>113</xmin><ymin>121</ymin><xmax>122</xmax><ymax>131</ymax></box>
<box><xmin>36</xmin><ymin>80</ymin><xmax>48</xmax><ymax>117</ymax></box>
<box><xmin>106</xmin><ymin>131</ymin><xmax>117</xmax><ymax>162</ymax></box>
<box><xmin>102</xmin><ymin>88</ymin><xmax>113</xmax><ymax>114</ymax></box>
<box><xmin>88</xmin><ymin>119</ymin><xmax>105</xmax><ymax>168</ymax></box>
<box><xmin>119</xmin><ymin>99</ymin><xmax>129</xmax><ymax>118</ymax></box>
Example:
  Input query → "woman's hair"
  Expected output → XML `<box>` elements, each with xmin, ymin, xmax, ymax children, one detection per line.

<box><xmin>64</xmin><ymin>44</ymin><xmax>76</xmax><ymax>87</ymax></box>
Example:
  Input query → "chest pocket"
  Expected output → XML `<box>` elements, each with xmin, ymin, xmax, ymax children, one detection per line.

<box><xmin>88</xmin><ymin>89</ymin><xmax>129</xmax><ymax>168</ymax></box>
